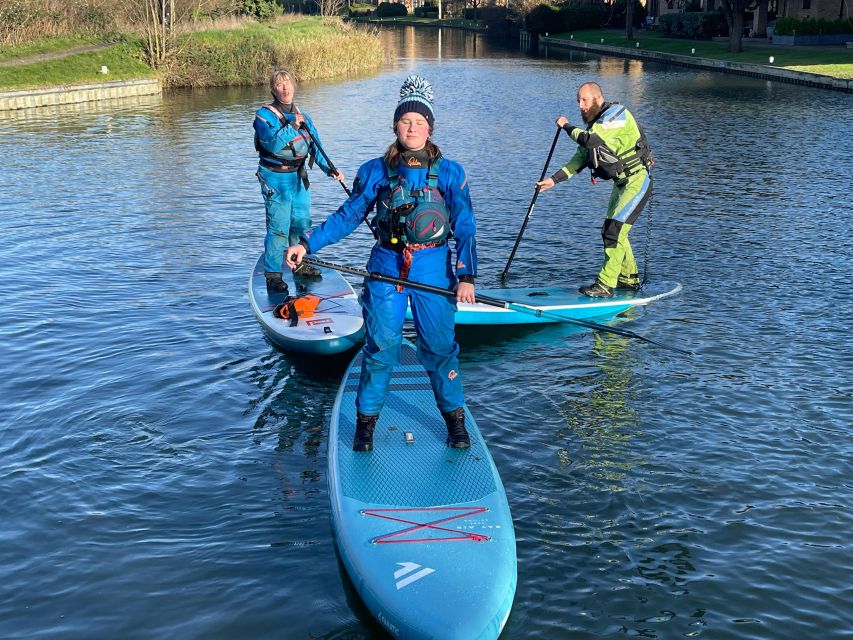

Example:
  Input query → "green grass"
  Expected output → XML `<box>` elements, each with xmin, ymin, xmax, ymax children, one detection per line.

<box><xmin>785</xmin><ymin>63</ymin><xmax>853</xmax><ymax>78</ymax></box>
<box><xmin>0</xmin><ymin>35</ymin><xmax>101</xmax><ymax>62</ymax></box>
<box><xmin>188</xmin><ymin>16</ymin><xmax>346</xmax><ymax>47</ymax></box>
<box><xmin>557</xmin><ymin>29</ymin><xmax>853</xmax><ymax>79</ymax></box>
<box><xmin>0</xmin><ymin>41</ymin><xmax>154</xmax><ymax>89</ymax></box>
<box><xmin>0</xmin><ymin>17</ymin><xmax>383</xmax><ymax>90</ymax></box>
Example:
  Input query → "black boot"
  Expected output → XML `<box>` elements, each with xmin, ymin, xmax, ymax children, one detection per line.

<box><xmin>442</xmin><ymin>407</ymin><xmax>470</xmax><ymax>449</ymax></box>
<box><xmin>294</xmin><ymin>262</ymin><xmax>322</xmax><ymax>279</ymax></box>
<box><xmin>579</xmin><ymin>280</ymin><xmax>613</xmax><ymax>298</ymax></box>
<box><xmin>265</xmin><ymin>272</ymin><xmax>289</xmax><ymax>294</ymax></box>
<box><xmin>352</xmin><ymin>412</ymin><xmax>378</xmax><ymax>452</ymax></box>
<box><xmin>616</xmin><ymin>273</ymin><xmax>641</xmax><ymax>291</ymax></box>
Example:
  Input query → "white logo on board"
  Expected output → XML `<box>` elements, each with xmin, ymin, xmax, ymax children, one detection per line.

<box><xmin>394</xmin><ymin>562</ymin><xmax>435</xmax><ymax>590</ymax></box>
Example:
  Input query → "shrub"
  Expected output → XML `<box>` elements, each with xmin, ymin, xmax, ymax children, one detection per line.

<box><xmin>71</xmin><ymin>0</ymin><xmax>115</xmax><ymax>33</ymax></box>
<box><xmin>0</xmin><ymin>1</ymin><xmax>44</xmax><ymax>42</ymax></box>
<box><xmin>240</xmin><ymin>0</ymin><xmax>281</xmax><ymax>21</ymax></box>
<box><xmin>658</xmin><ymin>11</ymin><xmax>724</xmax><ymax>39</ymax></box>
<box><xmin>469</xmin><ymin>5</ymin><xmax>508</xmax><ymax>24</ymax></box>
<box><xmin>376</xmin><ymin>1</ymin><xmax>407</xmax><ymax>17</ymax></box>
<box><xmin>774</xmin><ymin>16</ymin><xmax>853</xmax><ymax>36</ymax></box>
<box><xmin>414</xmin><ymin>5</ymin><xmax>438</xmax><ymax>18</ymax></box>
<box><xmin>525</xmin><ymin>3</ymin><xmax>603</xmax><ymax>34</ymax></box>
<box><xmin>0</xmin><ymin>0</ymin><xmax>118</xmax><ymax>44</ymax></box>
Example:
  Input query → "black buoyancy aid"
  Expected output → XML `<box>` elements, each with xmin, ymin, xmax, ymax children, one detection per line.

<box><xmin>583</xmin><ymin>103</ymin><xmax>652</xmax><ymax>185</ymax></box>
<box><xmin>375</xmin><ymin>158</ymin><xmax>451</xmax><ymax>247</ymax></box>
<box><xmin>254</xmin><ymin>103</ymin><xmax>312</xmax><ymax>168</ymax></box>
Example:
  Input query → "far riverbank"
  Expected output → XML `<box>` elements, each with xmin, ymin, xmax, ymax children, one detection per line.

<box><xmin>539</xmin><ymin>28</ymin><xmax>852</xmax><ymax>92</ymax></box>
<box><xmin>0</xmin><ymin>16</ymin><xmax>382</xmax><ymax>97</ymax></box>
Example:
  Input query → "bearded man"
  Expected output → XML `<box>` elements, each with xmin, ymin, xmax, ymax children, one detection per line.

<box><xmin>537</xmin><ymin>82</ymin><xmax>653</xmax><ymax>298</ymax></box>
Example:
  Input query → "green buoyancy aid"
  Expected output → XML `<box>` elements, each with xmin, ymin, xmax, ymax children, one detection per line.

<box><xmin>375</xmin><ymin>157</ymin><xmax>451</xmax><ymax>246</ymax></box>
<box><xmin>582</xmin><ymin>104</ymin><xmax>652</xmax><ymax>184</ymax></box>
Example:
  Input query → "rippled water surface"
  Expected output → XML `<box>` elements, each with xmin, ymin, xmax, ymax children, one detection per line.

<box><xmin>1</xmin><ymin>26</ymin><xmax>852</xmax><ymax>639</ymax></box>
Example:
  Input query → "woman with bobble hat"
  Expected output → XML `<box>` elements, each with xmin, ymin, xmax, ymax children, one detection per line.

<box><xmin>286</xmin><ymin>75</ymin><xmax>478</xmax><ymax>453</ymax></box>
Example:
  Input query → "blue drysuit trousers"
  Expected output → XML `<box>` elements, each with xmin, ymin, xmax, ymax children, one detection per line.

<box><xmin>257</xmin><ymin>165</ymin><xmax>311</xmax><ymax>273</ymax></box>
<box><xmin>356</xmin><ymin>244</ymin><xmax>464</xmax><ymax>417</ymax></box>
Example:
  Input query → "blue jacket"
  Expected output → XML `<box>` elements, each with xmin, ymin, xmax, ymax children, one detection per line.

<box><xmin>253</xmin><ymin>104</ymin><xmax>332</xmax><ymax>175</ymax></box>
<box><xmin>303</xmin><ymin>156</ymin><xmax>477</xmax><ymax>278</ymax></box>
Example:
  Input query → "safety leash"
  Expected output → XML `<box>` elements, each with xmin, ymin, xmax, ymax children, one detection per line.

<box><xmin>641</xmin><ymin>194</ymin><xmax>652</xmax><ymax>288</ymax></box>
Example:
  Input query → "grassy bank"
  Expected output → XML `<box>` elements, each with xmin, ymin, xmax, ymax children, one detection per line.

<box><xmin>0</xmin><ymin>16</ymin><xmax>383</xmax><ymax>90</ymax></box>
<box><xmin>163</xmin><ymin>17</ymin><xmax>383</xmax><ymax>88</ymax></box>
<box><xmin>0</xmin><ymin>40</ymin><xmax>154</xmax><ymax>89</ymax></box>
<box><xmin>0</xmin><ymin>35</ymin><xmax>101</xmax><ymax>62</ymax></box>
<box><xmin>556</xmin><ymin>29</ymin><xmax>853</xmax><ymax>79</ymax></box>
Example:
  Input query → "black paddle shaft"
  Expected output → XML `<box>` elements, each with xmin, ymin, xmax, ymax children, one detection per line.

<box><xmin>501</xmin><ymin>126</ymin><xmax>562</xmax><ymax>281</ymax></box>
<box><xmin>302</xmin><ymin>257</ymin><xmax>692</xmax><ymax>356</ymax></box>
<box><xmin>299</xmin><ymin>122</ymin><xmax>351</xmax><ymax>196</ymax></box>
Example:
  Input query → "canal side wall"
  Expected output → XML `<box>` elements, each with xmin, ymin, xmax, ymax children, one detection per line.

<box><xmin>540</xmin><ymin>36</ymin><xmax>853</xmax><ymax>94</ymax></box>
<box><xmin>0</xmin><ymin>79</ymin><xmax>162</xmax><ymax>111</ymax></box>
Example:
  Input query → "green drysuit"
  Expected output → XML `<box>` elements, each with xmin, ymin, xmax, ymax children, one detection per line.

<box><xmin>552</xmin><ymin>103</ymin><xmax>652</xmax><ymax>288</ymax></box>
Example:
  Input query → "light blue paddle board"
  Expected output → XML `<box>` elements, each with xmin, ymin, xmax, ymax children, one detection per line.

<box><xmin>407</xmin><ymin>281</ymin><xmax>682</xmax><ymax>326</ymax></box>
<box><xmin>248</xmin><ymin>254</ymin><xmax>365</xmax><ymax>355</ymax></box>
<box><xmin>329</xmin><ymin>341</ymin><xmax>516</xmax><ymax>639</ymax></box>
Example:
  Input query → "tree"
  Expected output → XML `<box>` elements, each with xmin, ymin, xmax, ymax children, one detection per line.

<box><xmin>508</xmin><ymin>0</ymin><xmax>541</xmax><ymax>24</ymax></box>
<box><xmin>315</xmin><ymin>0</ymin><xmax>346</xmax><ymax>15</ymax></box>
<box><xmin>626</xmin><ymin>0</ymin><xmax>634</xmax><ymax>39</ymax></box>
<box><xmin>137</xmin><ymin>0</ymin><xmax>175</xmax><ymax>66</ymax></box>
<box><xmin>720</xmin><ymin>0</ymin><xmax>748</xmax><ymax>52</ymax></box>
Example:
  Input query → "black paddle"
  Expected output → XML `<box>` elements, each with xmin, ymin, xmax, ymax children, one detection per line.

<box><xmin>298</xmin><ymin>122</ymin><xmax>351</xmax><ymax>196</ymax></box>
<box><xmin>301</xmin><ymin>257</ymin><xmax>692</xmax><ymax>356</ymax></box>
<box><xmin>501</xmin><ymin>126</ymin><xmax>562</xmax><ymax>281</ymax></box>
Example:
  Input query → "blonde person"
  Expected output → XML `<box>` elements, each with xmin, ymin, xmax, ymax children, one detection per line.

<box><xmin>253</xmin><ymin>69</ymin><xmax>344</xmax><ymax>294</ymax></box>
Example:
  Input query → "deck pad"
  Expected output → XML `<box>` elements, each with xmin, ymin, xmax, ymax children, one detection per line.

<box><xmin>248</xmin><ymin>254</ymin><xmax>364</xmax><ymax>355</ymax></box>
<box><xmin>329</xmin><ymin>341</ymin><xmax>516</xmax><ymax>639</ymax></box>
<box><xmin>429</xmin><ymin>281</ymin><xmax>682</xmax><ymax>325</ymax></box>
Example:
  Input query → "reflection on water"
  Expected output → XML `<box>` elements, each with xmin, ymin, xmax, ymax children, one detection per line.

<box><xmin>377</xmin><ymin>24</ymin><xmax>512</xmax><ymax>62</ymax></box>
<box><xmin>555</xmin><ymin>329</ymin><xmax>640</xmax><ymax>491</ymax></box>
<box><xmin>0</xmin><ymin>92</ymin><xmax>163</xmax><ymax>125</ymax></box>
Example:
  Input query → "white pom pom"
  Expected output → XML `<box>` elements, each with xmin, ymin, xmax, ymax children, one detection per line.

<box><xmin>399</xmin><ymin>75</ymin><xmax>434</xmax><ymax>104</ymax></box>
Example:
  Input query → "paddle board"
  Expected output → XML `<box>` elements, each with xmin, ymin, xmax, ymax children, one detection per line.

<box><xmin>329</xmin><ymin>341</ymin><xmax>516</xmax><ymax>639</ymax></box>
<box><xmin>407</xmin><ymin>281</ymin><xmax>682</xmax><ymax>326</ymax></box>
<box><xmin>248</xmin><ymin>254</ymin><xmax>365</xmax><ymax>355</ymax></box>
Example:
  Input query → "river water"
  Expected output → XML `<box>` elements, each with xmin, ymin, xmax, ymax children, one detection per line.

<box><xmin>1</xmin><ymin>26</ymin><xmax>851</xmax><ymax>640</ymax></box>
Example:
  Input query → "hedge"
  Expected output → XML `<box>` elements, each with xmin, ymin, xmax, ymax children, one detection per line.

<box><xmin>377</xmin><ymin>2</ymin><xmax>407</xmax><ymax>17</ymax></box>
<box><xmin>414</xmin><ymin>5</ymin><xmax>438</xmax><ymax>17</ymax></box>
<box><xmin>657</xmin><ymin>11</ymin><xmax>726</xmax><ymax>39</ymax></box>
<box><xmin>774</xmin><ymin>16</ymin><xmax>853</xmax><ymax>36</ymax></box>
<box><xmin>525</xmin><ymin>4</ymin><xmax>604</xmax><ymax>34</ymax></box>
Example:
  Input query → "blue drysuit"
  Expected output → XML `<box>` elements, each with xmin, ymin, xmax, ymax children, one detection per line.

<box><xmin>303</xmin><ymin>156</ymin><xmax>477</xmax><ymax>416</ymax></box>
<box><xmin>254</xmin><ymin>103</ymin><xmax>332</xmax><ymax>273</ymax></box>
